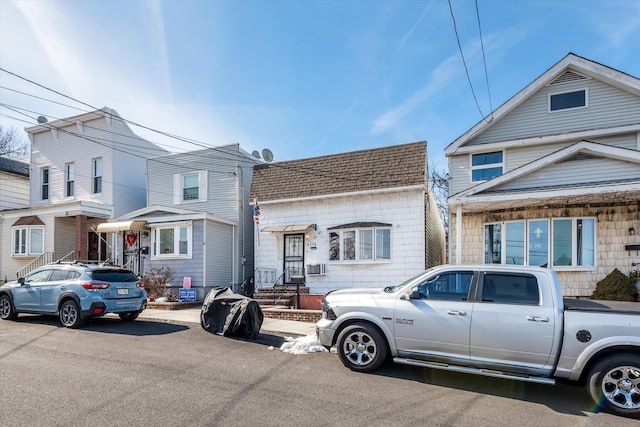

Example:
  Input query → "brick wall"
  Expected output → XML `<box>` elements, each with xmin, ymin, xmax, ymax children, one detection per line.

<box><xmin>262</xmin><ymin>308</ymin><xmax>322</xmax><ymax>323</ymax></box>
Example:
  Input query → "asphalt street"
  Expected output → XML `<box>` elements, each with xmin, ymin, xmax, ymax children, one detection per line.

<box><xmin>0</xmin><ymin>314</ymin><xmax>636</xmax><ymax>427</ymax></box>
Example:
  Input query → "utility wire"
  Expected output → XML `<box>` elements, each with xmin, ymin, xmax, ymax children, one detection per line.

<box><xmin>0</xmin><ymin>69</ymin><xmax>425</xmax><ymax>186</ymax></box>
<box><xmin>447</xmin><ymin>0</ymin><xmax>486</xmax><ymax>119</ymax></box>
<box><xmin>475</xmin><ymin>0</ymin><xmax>494</xmax><ymax>116</ymax></box>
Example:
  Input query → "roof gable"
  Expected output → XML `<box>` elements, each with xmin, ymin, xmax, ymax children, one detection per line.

<box><xmin>454</xmin><ymin>141</ymin><xmax>640</xmax><ymax>199</ymax></box>
<box><xmin>446</xmin><ymin>53</ymin><xmax>640</xmax><ymax>155</ymax></box>
<box><xmin>250</xmin><ymin>141</ymin><xmax>427</xmax><ymax>202</ymax></box>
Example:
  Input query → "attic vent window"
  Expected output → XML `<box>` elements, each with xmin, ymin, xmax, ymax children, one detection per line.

<box><xmin>549</xmin><ymin>89</ymin><xmax>587</xmax><ymax>112</ymax></box>
<box><xmin>549</xmin><ymin>70</ymin><xmax>589</xmax><ymax>85</ymax></box>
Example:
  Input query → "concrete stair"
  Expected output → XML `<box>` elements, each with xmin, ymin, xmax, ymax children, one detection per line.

<box><xmin>253</xmin><ymin>284</ymin><xmax>310</xmax><ymax>309</ymax></box>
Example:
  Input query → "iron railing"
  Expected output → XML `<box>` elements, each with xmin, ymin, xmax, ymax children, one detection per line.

<box><xmin>16</xmin><ymin>250</ymin><xmax>76</xmax><ymax>278</ymax></box>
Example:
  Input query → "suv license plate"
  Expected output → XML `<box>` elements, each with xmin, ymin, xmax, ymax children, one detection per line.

<box><xmin>117</xmin><ymin>288</ymin><xmax>129</xmax><ymax>295</ymax></box>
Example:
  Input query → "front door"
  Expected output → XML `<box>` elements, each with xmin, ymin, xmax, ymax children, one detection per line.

<box><xmin>283</xmin><ymin>234</ymin><xmax>304</xmax><ymax>283</ymax></box>
<box><xmin>88</xmin><ymin>232</ymin><xmax>107</xmax><ymax>262</ymax></box>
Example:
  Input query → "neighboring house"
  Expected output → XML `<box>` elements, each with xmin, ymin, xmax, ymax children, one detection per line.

<box><xmin>100</xmin><ymin>144</ymin><xmax>261</xmax><ymax>299</ymax></box>
<box><xmin>0</xmin><ymin>107</ymin><xmax>167</xmax><ymax>280</ymax></box>
<box><xmin>445</xmin><ymin>53</ymin><xmax>640</xmax><ymax>297</ymax></box>
<box><xmin>250</xmin><ymin>141</ymin><xmax>445</xmax><ymax>295</ymax></box>
<box><xmin>0</xmin><ymin>156</ymin><xmax>29</xmax><ymax>210</ymax></box>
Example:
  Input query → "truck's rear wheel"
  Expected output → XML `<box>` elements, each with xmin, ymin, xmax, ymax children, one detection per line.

<box><xmin>587</xmin><ymin>353</ymin><xmax>640</xmax><ymax>418</ymax></box>
<box><xmin>336</xmin><ymin>323</ymin><xmax>387</xmax><ymax>372</ymax></box>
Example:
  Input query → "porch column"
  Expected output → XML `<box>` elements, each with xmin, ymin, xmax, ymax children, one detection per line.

<box><xmin>75</xmin><ymin>215</ymin><xmax>88</xmax><ymax>261</ymax></box>
<box><xmin>456</xmin><ymin>206</ymin><xmax>462</xmax><ymax>265</ymax></box>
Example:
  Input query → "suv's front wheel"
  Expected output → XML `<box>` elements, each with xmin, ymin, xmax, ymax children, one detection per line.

<box><xmin>0</xmin><ymin>294</ymin><xmax>17</xmax><ymax>320</ymax></box>
<box><xmin>337</xmin><ymin>323</ymin><xmax>388</xmax><ymax>372</ymax></box>
<box><xmin>59</xmin><ymin>300</ymin><xmax>84</xmax><ymax>328</ymax></box>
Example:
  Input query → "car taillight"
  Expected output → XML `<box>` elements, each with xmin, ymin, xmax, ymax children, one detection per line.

<box><xmin>81</xmin><ymin>282</ymin><xmax>110</xmax><ymax>291</ymax></box>
<box><xmin>136</xmin><ymin>281</ymin><xmax>145</xmax><ymax>289</ymax></box>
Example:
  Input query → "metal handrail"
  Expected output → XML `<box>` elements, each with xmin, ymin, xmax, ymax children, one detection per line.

<box><xmin>15</xmin><ymin>250</ymin><xmax>76</xmax><ymax>278</ymax></box>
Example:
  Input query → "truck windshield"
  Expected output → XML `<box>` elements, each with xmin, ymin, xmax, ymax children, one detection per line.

<box><xmin>384</xmin><ymin>269</ymin><xmax>436</xmax><ymax>293</ymax></box>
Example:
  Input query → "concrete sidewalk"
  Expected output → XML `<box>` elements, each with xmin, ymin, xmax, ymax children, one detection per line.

<box><xmin>136</xmin><ymin>308</ymin><xmax>317</xmax><ymax>337</ymax></box>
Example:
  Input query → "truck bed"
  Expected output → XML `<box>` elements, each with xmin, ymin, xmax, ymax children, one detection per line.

<box><xmin>564</xmin><ymin>298</ymin><xmax>640</xmax><ymax>315</ymax></box>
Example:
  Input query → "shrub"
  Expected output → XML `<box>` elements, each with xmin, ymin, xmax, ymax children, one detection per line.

<box><xmin>142</xmin><ymin>265</ymin><xmax>173</xmax><ymax>301</ymax></box>
<box><xmin>590</xmin><ymin>268</ymin><xmax>637</xmax><ymax>301</ymax></box>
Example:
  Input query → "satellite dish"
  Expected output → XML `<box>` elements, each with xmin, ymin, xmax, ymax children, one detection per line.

<box><xmin>262</xmin><ymin>148</ymin><xmax>274</xmax><ymax>163</ymax></box>
<box><xmin>251</xmin><ymin>150</ymin><xmax>261</xmax><ymax>159</ymax></box>
<box><xmin>37</xmin><ymin>116</ymin><xmax>48</xmax><ymax>124</ymax></box>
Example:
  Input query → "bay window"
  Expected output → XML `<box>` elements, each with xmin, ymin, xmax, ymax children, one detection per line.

<box><xmin>329</xmin><ymin>225</ymin><xmax>391</xmax><ymax>262</ymax></box>
<box><xmin>484</xmin><ymin>217</ymin><xmax>595</xmax><ymax>268</ymax></box>
<box><xmin>152</xmin><ymin>222</ymin><xmax>192</xmax><ymax>258</ymax></box>
<box><xmin>13</xmin><ymin>226</ymin><xmax>45</xmax><ymax>256</ymax></box>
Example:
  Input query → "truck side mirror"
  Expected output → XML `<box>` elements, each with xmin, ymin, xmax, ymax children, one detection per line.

<box><xmin>409</xmin><ymin>287</ymin><xmax>421</xmax><ymax>299</ymax></box>
<box><xmin>18</xmin><ymin>277</ymin><xmax>25</xmax><ymax>285</ymax></box>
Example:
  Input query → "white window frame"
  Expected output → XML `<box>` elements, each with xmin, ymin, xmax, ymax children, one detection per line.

<box><xmin>12</xmin><ymin>226</ymin><xmax>45</xmax><ymax>257</ymax></box>
<box><xmin>92</xmin><ymin>158</ymin><xmax>103</xmax><ymax>194</ymax></box>
<box><xmin>470</xmin><ymin>150</ymin><xmax>504</xmax><ymax>183</ymax></box>
<box><xmin>328</xmin><ymin>226</ymin><xmax>391</xmax><ymax>263</ymax></box>
<box><xmin>173</xmin><ymin>171</ymin><xmax>208</xmax><ymax>204</ymax></box>
<box><xmin>65</xmin><ymin>162</ymin><xmax>75</xmax><ymax>198</ymax></box>
<box><xmin>483</xmin><ymin>217</ymin><xmax>596</xmax><ymax>271</ymax></box>
<box><xmin>548</xmin><ymin>88</ymin><xmax>588</xmax><ymax>113</ymax></box>
<box><xmin>150</xmin><ymin>222</ymin><xmax>192</xmax><ymax>259</ymax></box>
<box><xmin>41</xmin><ymin>167</ymin><xmax>49</xmax><ymax>201</ymax></box>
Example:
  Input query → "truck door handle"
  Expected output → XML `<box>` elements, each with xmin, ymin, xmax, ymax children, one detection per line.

<box><xmin>447</xmin><ymin>310</ymin><xmax>467</xmax><ymax>316</ymax></box>
<box><xmin>527</xmin><ymin>316</ymin><xmax>549</xmax><ymax>322</ymax></box>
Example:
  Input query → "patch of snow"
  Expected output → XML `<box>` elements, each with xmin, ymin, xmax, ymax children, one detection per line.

<box><xmin>279</xmin><ymin>334</ymin><xmax>328</xmax><ymax>355</ymax></box>
<box><xmin>155</xmin><ymin>297</ymin><xmax>168</xmax><ymax>302</ymax></box>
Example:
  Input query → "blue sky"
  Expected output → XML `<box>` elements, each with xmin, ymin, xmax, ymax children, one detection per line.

<box><xmin>1</xmin><ymin>0</ymin><xmax>639</xmax><ymax>169</ymax></box>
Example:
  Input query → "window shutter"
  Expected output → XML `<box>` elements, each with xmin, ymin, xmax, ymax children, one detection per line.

<box><xmin>173</xmin><ymin>174</ymin><xmax>181</xmax><ymax>205</ymax></box>
<box><xmin>199</xmin><ymin>171</ymin><xmax>208</xmax><ymax>202</ymax></box>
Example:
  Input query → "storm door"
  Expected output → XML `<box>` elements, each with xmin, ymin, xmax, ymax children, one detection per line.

<box><xmin>283</xmin><ymin>234</ymin><xmax>304</xmax><ymax>283</ymax></box>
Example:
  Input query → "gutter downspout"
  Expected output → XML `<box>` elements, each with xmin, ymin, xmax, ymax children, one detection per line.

<box><xmin>456</xmin><ymin>205</ymin><xmax>462</xmax><ymax>265</ymax></box>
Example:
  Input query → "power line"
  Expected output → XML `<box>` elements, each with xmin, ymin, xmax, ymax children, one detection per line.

<box><xmin>447</xmin><ymin>0</ymin><xmax>486</xmax><ymax>119</ymax></box>
<box><xmin>475</xmin><ymin>0</ymin><xmax>494</xmax><ymax>116</ymax></box>
<box><xmin>0</xmin><ymin>68</ymin><xmax>426</xmax><ymax>187</ymax></box>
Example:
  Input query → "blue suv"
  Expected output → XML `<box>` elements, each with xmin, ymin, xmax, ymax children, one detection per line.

<box><xmin>0</xmin><ymin>262</ymin><xmax>147</xmax><ymax>328</ymax></box>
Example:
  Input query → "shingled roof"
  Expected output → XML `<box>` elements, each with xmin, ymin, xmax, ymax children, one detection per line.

<box><xmin>0</xmin><ymin>157</ymin><xmax>29</xmax><ymax>177</ymax></box>
<box><xmin>250</xmin><ymin>141</ymin><xmax>427</xmax><ymax>202</ymax></box>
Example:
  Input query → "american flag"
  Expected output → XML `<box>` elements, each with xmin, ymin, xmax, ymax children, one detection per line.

<box><xmin>252</xmin><ymin>199</ymin><xmax>260</xmax><ymax>224</ymax></box>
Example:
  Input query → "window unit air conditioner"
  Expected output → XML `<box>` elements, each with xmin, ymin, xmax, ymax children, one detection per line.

<box><xmin>307</xmin><ymin>264</ymin><xmax>326</xmax><ymax>275</ymax></box>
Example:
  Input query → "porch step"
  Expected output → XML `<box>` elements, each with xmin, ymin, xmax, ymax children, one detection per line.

<box><xmin>253</xmin><ymin>285</ymin><xmax>310</xmax><ymax>309</ymax></box>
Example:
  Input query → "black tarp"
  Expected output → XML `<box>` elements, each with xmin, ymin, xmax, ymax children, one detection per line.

<box><xmin>200</xmin><ymin>287</ymin><xmax>264</xmax><ymax>340</ymax></box>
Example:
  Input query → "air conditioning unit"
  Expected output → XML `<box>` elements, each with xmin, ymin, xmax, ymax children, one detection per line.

<box><xmin>307</xmin><ymin>264</ymin><xmax>326</xmax><ymax>275</ymax></box>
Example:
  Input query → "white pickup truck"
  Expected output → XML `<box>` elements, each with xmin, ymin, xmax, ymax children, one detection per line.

<box><xmin>316</xmin><ymin>265</ymin><xmax>640</xmax><ymax>418</ymax></box>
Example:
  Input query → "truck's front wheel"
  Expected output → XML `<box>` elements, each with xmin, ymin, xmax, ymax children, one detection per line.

<box><xmin>587</xmin><ymin>353</ymin><xmax>640</xmax><ymax>418</ymax></box>
<box><xmin>336</xmin><ymin>323</ymin><xmax>387</xmax><ymax>373</ymax></box>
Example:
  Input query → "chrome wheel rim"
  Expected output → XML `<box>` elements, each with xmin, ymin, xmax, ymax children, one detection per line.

<box><xmin>601</xmin><ymin>365</ymin><xmax>640</xmax><ymax>410</ymax></box>
<box><xmin>342</xmin><ymin>331</ymin><xmax>378</xmax><ymax>367</ymax></box>
<box><xmin>0</xmin><ymin>298</ymin><xmax>9</xmax><ymax>318</ymax></box>
<box><xmin>61</xmin><ymin>303</ymin><xmax>78</xmax><ymax>326</ymax></box>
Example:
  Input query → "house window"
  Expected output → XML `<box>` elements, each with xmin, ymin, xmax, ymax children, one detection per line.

<box><xmin>183</xmin><ymin>174</ymin><xmax>199</xmax><ymax>200</ymax></box>
<box><xmin>471</xmin><ymin>151</ymin><xmax>503</xmax><ymax>182</ymax></box>
<box><xmin>92</xmin><ymin>158</ymin><xmax>102</xmax><ymax>194</ymax></box>
<box><xmin>329</xmin><ymin>226</ymin><xmax>391</xmax><ymax>262</ymax></box>
<box><xmin>484</xmin><ymin>217</ymin><xmax>595</xmax><ymax>268</ymax></box>
<box><xmin>152</xmin><ymin>222</ymin><xmax>192</xmax><ymax>258</ymax></box>
<box><xmin>41</xmin><ymin>167</ymin><xmax>49</xmax><ymax>200</ymax></box>
<box><xmin>174</xmin><ymin>171</ymin><xmax>208</xmax><ymax>204</ymax></box>
<box><xmin>65</xmin><ymin>163</ymin><xmax>75</xmax><ymax>197</ymax></box>
<box><xmin>549</xmin><ymin>89</ymin><xmax>587</xmax><ymax>112</ymax></box>
<box><xmin>13</xmin><ymin>226</ymin><xmax>45</xmax><ymax>256</ymax></box>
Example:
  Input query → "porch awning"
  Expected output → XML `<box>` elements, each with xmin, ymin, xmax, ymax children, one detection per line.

<box><xmin>261</xmin><ymin>224</ymin><xmax>316</xmax><ymax>232</ymax></box>
<box><xmin>96</xmin><ymin>220</ymin><xmax>149</xmax><ymax>233</ymax></box>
